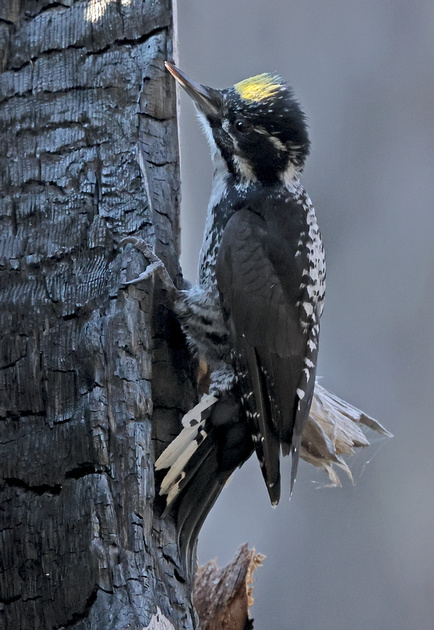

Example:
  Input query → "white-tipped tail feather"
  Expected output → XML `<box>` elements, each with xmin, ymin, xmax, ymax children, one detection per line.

<box><xmin>155</xmin><ymin>394</ymin><xmax>218</xmax><ymax>508</ymax></box>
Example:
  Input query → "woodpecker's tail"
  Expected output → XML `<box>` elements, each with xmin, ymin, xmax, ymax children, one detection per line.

<box><xmin>155</xmin><ymin>393</ymin><xmax>253</xmax><ymax>580</ymax></box>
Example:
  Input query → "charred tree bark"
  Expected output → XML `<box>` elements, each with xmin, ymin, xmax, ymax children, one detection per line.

<box><xmin>0</xmin><ymin>1</ymin><xmax>197</xmax><ymax>628</ymax></box>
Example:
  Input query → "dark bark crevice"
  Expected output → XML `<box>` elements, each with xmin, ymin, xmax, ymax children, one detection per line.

<box><xmin>4</xmin><ymin>477</ymin><xmax>63</xmax><ymax>496</ymax></box>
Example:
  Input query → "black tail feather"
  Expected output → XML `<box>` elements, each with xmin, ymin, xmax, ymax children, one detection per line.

<box><xmin>175</xmin><ymin>443</ymin><xmax>229</xmax><ymax>579</ymax></box>
<box><xmin>156</xmin><ymin>392</ymin><xmax>254</xmax><ymax>580</ymax></box>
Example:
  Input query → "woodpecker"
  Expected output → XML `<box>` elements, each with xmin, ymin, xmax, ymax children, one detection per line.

<box><xmin>133</xmin><ymin>63</ymin><xmax>325</xmax><ymax>573</ymax></box>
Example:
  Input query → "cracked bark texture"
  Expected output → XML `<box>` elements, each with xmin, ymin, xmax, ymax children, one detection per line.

<box><xmin>0</xmin><ymin>1</ymin><xmax>198</xmax><ymax>628</ymax></box>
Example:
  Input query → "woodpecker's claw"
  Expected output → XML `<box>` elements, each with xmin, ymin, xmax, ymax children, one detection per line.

<box><xmin>120</xmin><ymin>236</ymin><xmax>155</xmax><ymax>259</ymax></box>
<box><xmin>120</xmin><ymin>236</ymin><xmax>177</xmax><ymax>295</ymax></box>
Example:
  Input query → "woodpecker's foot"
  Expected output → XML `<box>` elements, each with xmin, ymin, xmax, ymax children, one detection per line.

<box><xmin>120</xmin><ymin>236</ymin><xmax>177</xmax><ymax>296</ymax></box>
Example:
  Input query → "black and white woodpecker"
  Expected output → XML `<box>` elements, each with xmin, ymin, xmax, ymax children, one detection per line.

<box><xmin>127</xmin><ymin>62</ymin><xmax>326</xmax><ymax>571</ymax></box>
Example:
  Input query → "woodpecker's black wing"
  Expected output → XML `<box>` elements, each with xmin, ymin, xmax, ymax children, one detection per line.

<box><xmin>216</xmin><ymin>193</ymin><xmax>321</xmax><ymax>504</ymax></box>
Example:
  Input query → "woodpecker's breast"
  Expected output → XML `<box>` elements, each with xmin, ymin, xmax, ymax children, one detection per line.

<box><xmin>175</xmin><ymin>166</ymin><xmax>234</xmax><ymax>376</ymax></box>
<box><xmin>198</xmin><ymin>165</ymin><xmax>232</xmax><ymax>285</ymax></box>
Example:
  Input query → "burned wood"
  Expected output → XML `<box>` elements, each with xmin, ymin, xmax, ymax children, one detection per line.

<box><xmin>194</xmin><ymin>544</ymin><xmax>265</xmax><ymax>630</ymax></box>
<box><xmin>0</xmin><ymin>1</ymin><xmax>196</xmax><ymax>628</ymax></box>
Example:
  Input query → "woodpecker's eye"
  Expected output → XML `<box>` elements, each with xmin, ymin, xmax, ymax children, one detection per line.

<box><xmin>234</xmin><ymin>118</ymin><xmax>252</xmax><ymax>134</ymax></box>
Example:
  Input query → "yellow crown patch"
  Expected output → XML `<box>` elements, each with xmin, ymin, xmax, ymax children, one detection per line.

<box><xmin>234</xmin><ymin>74</ymin><xmax>282</xmax><ymax>103</ymax></box>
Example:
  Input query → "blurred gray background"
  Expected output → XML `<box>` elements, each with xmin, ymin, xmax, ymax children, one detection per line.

<box><xmin>175</xmin><ymin>2</ymin><xmax>434</xmax><ymax>628</ymax></box>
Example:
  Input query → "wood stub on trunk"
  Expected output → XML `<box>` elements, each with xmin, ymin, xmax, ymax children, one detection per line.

<box><xmin>194</xmin><ymin>544</ymin><xmax>265</xmax><ymax>630</ymax></box>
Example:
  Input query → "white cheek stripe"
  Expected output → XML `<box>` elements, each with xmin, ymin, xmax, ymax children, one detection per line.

<box><xmin>233</xmin><ymin>154</ymin><xmax>257</xmax><ymax>183</ymax></box>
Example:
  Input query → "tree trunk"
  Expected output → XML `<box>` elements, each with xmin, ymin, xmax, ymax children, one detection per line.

<box><xmin>0</xmin><ymin>1</ymin><xmax>197</xmax><ymax>628</ymax></box>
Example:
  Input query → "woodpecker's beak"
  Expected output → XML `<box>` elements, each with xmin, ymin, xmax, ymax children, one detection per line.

<box><xmin>165</xmin><ymin>61</ymin><xmax>222</xmax><ymax>118</ymax></box>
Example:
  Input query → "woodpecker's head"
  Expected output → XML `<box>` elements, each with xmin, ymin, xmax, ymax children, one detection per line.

<box><xmin>166</xmin><ymin>61</ymin><xmax>310</xmax><ymax>186</ymax></box>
